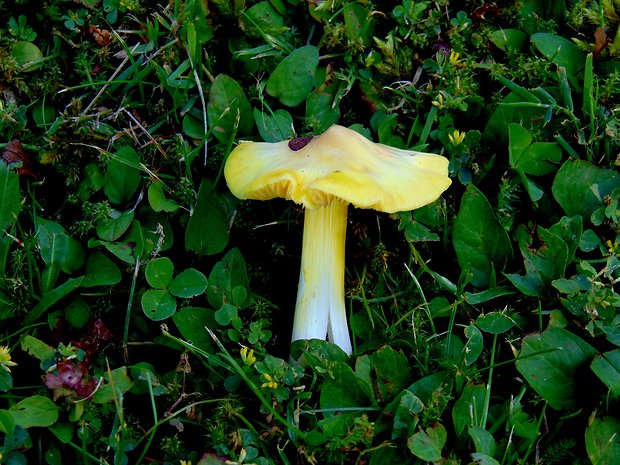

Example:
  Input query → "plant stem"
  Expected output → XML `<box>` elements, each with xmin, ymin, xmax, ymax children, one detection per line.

<box><xmin>481</xmin><ymin>333</ymin><xmax>498</xmax><ymax>428</ymax></box>
<box><xmin>135</xmin><ymin>373</ymin><xmax>158</xmax><ymax>465</ymax></box>
<box><xmin>123</xmin><ymin>257</ymin><xmax>140</xmax><ymax>362</ymax></box>
<box><xmin>291</xmin><ymin>198</ymin><xmax>352</xmax><ymax>354</ymax></box>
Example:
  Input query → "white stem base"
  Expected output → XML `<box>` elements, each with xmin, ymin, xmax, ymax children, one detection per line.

<box><xmin>291</xmin><ymin>199</ymin><xmax>353</xmax><ymax>355</ymax></box>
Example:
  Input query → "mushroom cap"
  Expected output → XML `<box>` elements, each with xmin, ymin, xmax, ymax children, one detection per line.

<box><xmin>224</xmin><ymin>124</ymin><xmax>452</xmax><ymax>213</ymax></box>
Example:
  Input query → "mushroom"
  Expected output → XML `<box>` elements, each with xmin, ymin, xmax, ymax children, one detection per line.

<box><xmin>224</xmin><ymin>124</ymin><xmax>451</xmax><ymax>355</ymax></box>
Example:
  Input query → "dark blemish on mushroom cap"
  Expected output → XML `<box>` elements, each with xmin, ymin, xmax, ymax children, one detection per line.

<box><xmin>288</xmin><ymin>136</ymin><xmax>314</xmax><ymax>151</ymax></box>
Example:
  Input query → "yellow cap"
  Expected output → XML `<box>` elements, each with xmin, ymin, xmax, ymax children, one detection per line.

<box><xmin>224</xmin><ymin>124</ymin><xmax>451</xmax><ymax>212</ymax></box>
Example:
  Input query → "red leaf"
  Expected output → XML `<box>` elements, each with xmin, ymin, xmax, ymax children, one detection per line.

<box><xmin>2</xmin><ymin>140</ymin><xmax>37</xmax><ymax>178</ymax></box>
<box><xmin>594</xmin><ymin>28</ymin><xmax>611</xmax><ymax>59</ymax></box>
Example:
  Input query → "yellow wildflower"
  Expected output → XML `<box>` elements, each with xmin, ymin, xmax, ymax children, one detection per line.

<box><xmin>225</xmin><ymin>448</ymin><xmax>249</xmax><ymax>465</ymax></box>
<box><xmin>449</xmin><ymin>50</ymin><xmax>461</xmax><ymax>66</ymax></box>
<box><xmin>180</xmin><ymin>460</ymin><xmax>192</xmax><ymax>465</ymax></box>
<box><xmin>606</xmin><ymin>240</ymin><xmax>619</xmax><ymax>254</ymax></box>
<box><xmin>261</xmin><ymin>374</ymin><xmax>278</xmax><ymax>390</ymax></box>
<box><xmin>0</xmin><ymin>346</ymin><xmax>17</xmax><ymax>373</ymax></box>
<box><xmin>240</xmin><ymin>346</ymin><xmax>256</xmax><ymax>367</ymax></box>
<box><xmin>448</xmin><ymin>129</ymin><xmax>466</xmax><ymax>146</ymax></box>
<box><xmin>431</xmin><ymin>92</ymin><xmax>445</xmax><ymax>108</ymax></box>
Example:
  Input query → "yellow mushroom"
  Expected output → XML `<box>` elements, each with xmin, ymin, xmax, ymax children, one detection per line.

<box><xmin>224</xmin><ymin>124</ymin><xmax>451</xmax><ymax>355</ymax></box>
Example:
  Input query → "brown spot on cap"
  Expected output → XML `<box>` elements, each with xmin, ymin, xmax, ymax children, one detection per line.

<box><xmin>288</xmin><ymin>136</ymin><xmax>313</xmax><ymax>151</ymax></box>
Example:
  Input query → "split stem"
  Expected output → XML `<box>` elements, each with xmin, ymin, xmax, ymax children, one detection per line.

<box><xmin>291</xmin><ymin>198</ymin><xmax>352</xmax><ymax>354</ymax></box>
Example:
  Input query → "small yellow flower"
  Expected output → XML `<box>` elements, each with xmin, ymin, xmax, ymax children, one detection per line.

<box><xmin>0</xmin><ymin>346</ymin><xmax>17</xmax><ymax>373</ymax></box>
<box><xmin>606</xmin><ymin>240</ymin><xmax>619</xmax><ymax>254</ymax></box>
<box><xmin>180</xmin><ymin>460</ymin><xmax>192</xmax><ymax>465</ymax></box>
<box><xmin>225</xmin><ymin>448</ymin><xmax>249</xmax><ymax>465</ymax></box>
<box><xmin>448</xmin><ymin>129</ymin><xmax>466</xmax><ymax>146</ymax></box>
<box><xmin>449</xmin><ymin>50</ymin><xmax>461</xmax><ymax>66</ymax></box>
<box><xmin>431</xmin><ymin>92</ymin><xmax>445</xmax><ymax>108</ymax></box>
<box><xmin>240</xmin><ymin>346</ymin><xmax>256</xmax><ymax>367</ymax></box>
<box><xmin>261</xmin><ymin>373</ymin><xmax>278</xmax><ymax>390</ymax></box>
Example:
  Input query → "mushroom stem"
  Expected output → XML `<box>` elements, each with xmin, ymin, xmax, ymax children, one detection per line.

<box><xmin>291</xmin><ymin>198</ymin><xmax>353</xmax><ymax>355</ymax></box>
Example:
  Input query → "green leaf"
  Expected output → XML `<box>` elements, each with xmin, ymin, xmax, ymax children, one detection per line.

<box><xmin>320</xmin><ymin>362</ymin><xmax>374</xmax><ymax>409</ymax></box>
<box><xmin>48</xmin><ymin>422</ymin><xmax>74</xmax><ymax>444</ymax></box>
<box><xmin>63</xmin><ymin>298</ymin><xmax>91</xmax><ymax>329</ymax></box>
<box><xmin>343</xmin><ymin>3</ymin><xmax>375</xmax><ymax>47</ymax></box>
<box><xmin>463</xmin><ymin>324</ymin><xmax>483</xmax><ymax>365</ymax></box>
<box><xmin>169</xmin><ymin>268</ymin><xmax>208</xmax><ymax>298</ymax></box>
<box><xmin>25</xmin><ymin>277</ymin><xmax>84</xmax><ymax>324</ymax></box>
<box><xmin>519</xmin><ymin>172</ymin><xmax>544</xmax><ymax>202</ymax></box>
<box><xmin>367</xmin><ymin>346</ymin><xmax>412</xmax><ymax>401</ymax></box>
<box><xmin>207</xmin><ymin>74</ymin><xmax>253</xmax><ymax>142</ymax></box>
<box><xmin>76</xmin><ymin>163</ymin><xmax>105</xmax><ymax>200</ymax></box>
<box><xmin>551</xmin><ymin>278</ymin><xmax>581</xmax><ymax>295</ymax></box>
<box><xmin>552</xmin><ymin>159</ymin><xmax>619</xmax><ymax>218</ymax></box>
<box><xmin>408</xmin><ymin>422</ymin><xmax>447</xmax><ymax>462</ymax></box>
<box><xmin>253</xmin><ymin>108</ymin><xmax>294</xmax><ymax>142</ymax></box>
<box><xmin>508</xmin><ymin>396</ymin><xmax>538</xmax><ymax>439</ymax></box>
<box><xmin>240</xmin><ymin>1</ymin><xmax>287</xmax><ymax>37</ymax></box>
<box><xmin>392</xmin><ymin>391</ymin><xmax>424</xmax><ymax>439</ymax></box>
<box><xmin>531</xmin><ymin>33</ymin><xmax>585</xmax><ymax>86</ymax></box>
<box><xmin>508</xmin><ymin>124</ymin><xmax>562</xmax><ymax>176</ymax></box>
<box><xmin>585</xmin><ymin>416</ymin><xmax>620</xmax><ymax>465</ymax></box>
<box><xmin>141</xmin><ymin>211</ymin><xmax>174</xmax><ymax>253</ymax></box>
<box><xmin>580</xmin><ymin>229</ymin><xmax>601</xmax><ymax>252</ymax></box>
<box><xmin>103</xmin><ymin>146</ymin><xmax>141</xmax><ymax>205</ymax></box>
<box><xmin>141</xmin><ymin>289</ymin><xmax>177</xmax><ymax>321</ymax></box>
<box><xmin>305</xmin><ymin>86</ymin><xmax>341</xmax><ymax>132</ymax></box>
<box><xmin>145</xmin><ymin>257</ymin><xmax>175</xmax><ymax>289</ymax></box>
<box><xmin>397</xmin><ymin>211</ymin><xmax>441</xmax><ymax>242</ymax></box>
<box><xmin>292</xmin><ymin>338</ymin><xmax>349</xmax><ymax>366</ymax></box>
<box><xmin>96</xmin><ymin>220</ymin><xmax>145</xmax><ymax>264</ymax></box>
<box><xmin>207</xmin><ymin>248</ymin><xmax>250</xmax><ymax>309</ymax></box>
<box><xmin>266</xmin><ymin>45</ymin><xmax>319</xmax><ymax>107</ymax></box>
<box><xmin>172</xmin><ymin>306</ymin><xmax>217</xmax><ymax>352</ymax></box>
<box><xmin>464</xmin><ymin>287</ymin><xmax>516</xmax><ymax>305</ymax></box>
<box><xmin>452</xmin><ymin>185</ymin><xmax>513</xmax><ymax>287</ymax></box>
<box><xmin>129</xmin><ymin>362</ymin><xmax>169</xmax><ymax>396</ymax></box>
<box><xmin>484</xmin><ymin>90</ymin><xmax>547</xmax><ymax>146</ymax></box>
<box><xmin>508</xmin><ymin>123</ymin><xmax>531</xmax><ymax>165</ymax></box>
<box><xmin>185</xmin><ymin>179</ymin><xmax>231</xmax><ymax>256</ymax></box>
<box><xmin>0</xmin><ymin>409</ymin><xmax>15</xmax><ymax>435</ymax></box>
<box><xmin>81</xmin><ymin>252</ymin><xmax>122</xmax><ymax>287</ymax></box>
<box><xmin>591</xmin><ymin>349</ymin><xmax>620</xmax><ymax>396</ymax></box>
<box><xmin>231</xmin><ymin>286</ymin><xmax>247</xmax><ymax>306</ymax></box>
<box><xmin>516</xmin><ymin>327</ymin><xmax>596</xmax><ymax>410</ymax></box>
<box><xmin>476</xmin><ymin>311</ymin><xmax>517</xmax><ymax>334</ymax></box>
<box><xmin>549</xmin><ymin>215</ymin><xmax>582</xmax><ymax>264</ymax></box>
<box><xmin>469</xmin><ymin>426</ymin><xmax>496</xmax><ymax>456</ymax></box>
<box><xmin>21</xmin><ymin>335</ymin><xmax>55</xmax><ymax>367</ymax></box>
<box><xmin>452</xmin><ymin>383</ymin><xmax>486</xmax><ymax>438</ymax></box>
<box><xmin>0</xmin><ymin>163</ymin><xmax>22</xmax><ymax>233</ymax></box>
<box><xmin>182</xmin><ymin>112</ymin><xmax>207</xmax><ymax>139</ymax></box>
<box><xmin>37</xmin><ymin>219</ymin><xmax>85</xmax><ymax>274</ymax></box>
<box><xmin>96</xmin><ymin>211</ymin><xmax>134</xmax><ymax>241</ymax></box>
<box><xmin>490</xmin><ymin>28</ymin><xmax>527</xmax><ymax>52</ymax></box>
<box><xmin>406</xmin><ymin>371</ymin><xmax>450</xmax><ymax>406</ymax></box>
<box><xmin>0</xmin><ymin>370</ymin><xmax>12</xmax><ymax>392</ymax></box>
<box><xmin>9</xmin><ymin>395</ymin><xmax>59</xmax><ymax>428</ymax></box>
<box><xmin>91</xmin><ymin>367</ymin><xmax>134</xmax><ymax>404</ymax></box>
<box><xmin>214</xmin><ymin>303</ymin><xmax>238</xmax><ymax>326</ymax></box>
<box><xmin>148</xmin><ymin>182</ymin><xmax>180</xmax><ymax>213</ymax></box>
<box><xmin>12</xmin><ymin>40</ymin><xmax>44</xmax><ymax>71</ymax></box>
<box><xmin>506</xmin><ymin>226</ymin><xmax>569</xmax><ymax>297</ymax></box>
<box><xmin>471</xmin><ymin>453</ymin><xmax>501</xmax><ymax>465</ymax></box>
